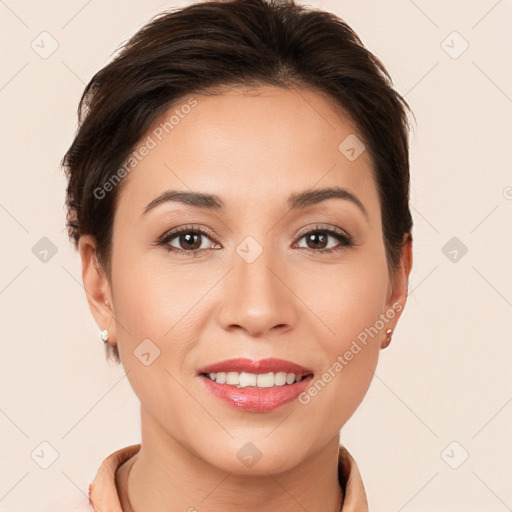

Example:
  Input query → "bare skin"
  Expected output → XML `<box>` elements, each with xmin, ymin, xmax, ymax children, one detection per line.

<box><xmin>79</xmin><ymin>85</ymin><xmax>412</xmax><ymax>512</ymax></box>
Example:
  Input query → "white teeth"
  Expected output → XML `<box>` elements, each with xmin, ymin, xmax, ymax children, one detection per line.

<box><xmin>239</xmin><ymin>372</ymin><xmax>257</xmax><ymax>387</ymax></box>
<box><xmin>274</xmin><ymin>372</ymin><xmax>286</xmax><ymax>386</ymax></box>
<box><xmin>256</xmin><ymin>373</ymin><xmax>274</xmax><ymax>388</ymax></box>
<box><xmin>225</xmin><ymin>372</ymin><xmax>240</xmax><ymax>385</ymax></box>
<box><xmin>286</xmin><ymin>373</ymin><xmax>296</xmax><ymax>384</ymax></box>
<box><xmin>205</xmin><ymin>371</ymin><xmax>307</xmax><ymax>388</ymax></box>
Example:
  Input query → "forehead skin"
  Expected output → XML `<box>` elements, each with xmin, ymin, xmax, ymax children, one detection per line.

<box><xmin>113</xmin><ymin>86</ymin><xmax>383</xmax><ymax>258</ymax></box>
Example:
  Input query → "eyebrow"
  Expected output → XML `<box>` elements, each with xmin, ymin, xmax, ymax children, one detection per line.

<box><xmin>142</xmin><ymin>186</ymin><xmax>368</xmax><ymax>219</ymax></box>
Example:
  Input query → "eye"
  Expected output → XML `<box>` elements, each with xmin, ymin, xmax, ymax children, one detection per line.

<box><xmin>157</xmin><ymin>223</ymin><xmax>354</xmax><ymax>257</ymax></box>
<box><xmin>157</xmin><ymin>224</ymin><xmax>220</xmax><ymax>256</ymax></box>
<box><xmin>293</xmin><ymin>224</ymin><xmax>354</xmax><ymax>254</ymax></box>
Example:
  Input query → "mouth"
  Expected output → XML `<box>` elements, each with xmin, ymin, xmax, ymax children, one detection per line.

<box><xmin>196</xmin><ymin>357</ymin><xmax>314</xmax><ymax>387</ymax></box>
<box><xmin>196</xmin><ymin>358</ymin><xmax>314</xmax><ymax>410</ymax></box>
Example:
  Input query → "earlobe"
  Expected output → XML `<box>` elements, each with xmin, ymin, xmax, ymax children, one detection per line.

<box><xmin>380</xmin><ymin>328</ymin><xmax>393</xmax><ymax>349</ymax></box>
<box><xmin>78</xmin><ymin>235</ymin><xmax>117</xmax><ymax>347</ymax></box>
<box><xmin>381</xmin><ymin>234</ymin><xmax>413</xmax><ymax>348</ymax></box>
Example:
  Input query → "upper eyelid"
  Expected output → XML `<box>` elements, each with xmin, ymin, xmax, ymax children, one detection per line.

<box><xmin>294</xmin><ymin>223</ymin><xmax>350</xmax><ymax>238</ymax></box>
<box><xmin>161</xmin><ymin>224</ymin><xmax>216</xmax><ymax>239</ymax></box>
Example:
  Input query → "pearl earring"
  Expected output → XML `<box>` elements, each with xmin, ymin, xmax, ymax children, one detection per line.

<box><xmin>100</xmin><ymin>329</ymin><xmax>109</xmax><ymax>343</ymax></box>
<box><xmin>381</xmin><ymin>328</ymin><xmax>393</xmax><ymax>349</ymax></box>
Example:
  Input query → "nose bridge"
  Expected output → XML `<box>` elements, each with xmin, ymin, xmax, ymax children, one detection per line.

<box><xmin>217</xmin><ymin>234</ymin><xmax>296</xmax><ymax>334</ymax></box>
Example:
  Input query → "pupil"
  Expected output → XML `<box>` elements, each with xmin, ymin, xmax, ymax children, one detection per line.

<box><xmin>183</xmin><ymin>233</ymin><xmax>198</xmax><ymax>248</ymax></box>
<box><xmin>309</xmin><ymin>233</ymin><xmax>326</xmax><ymax>248</ymax></box>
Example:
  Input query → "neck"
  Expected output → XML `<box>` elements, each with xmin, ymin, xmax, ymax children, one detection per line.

<box><xmin>119</xmin><ymin>406</ymin><xmax>344</xmax><ymax>512</ymax></box>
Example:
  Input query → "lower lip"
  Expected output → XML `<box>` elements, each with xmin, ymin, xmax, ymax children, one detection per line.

<box><xmin>199</xmin><ymin>374</ymin><xmax>313</xmax><ymax>412</ymax></box>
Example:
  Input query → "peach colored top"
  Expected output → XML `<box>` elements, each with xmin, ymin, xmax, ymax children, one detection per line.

<box><xmin>46</xmin><ymin>443</ymin><xmax>369</xmax><ymax>511</ymax></box>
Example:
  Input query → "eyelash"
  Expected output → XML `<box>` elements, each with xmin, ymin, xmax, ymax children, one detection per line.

<box><xmin>157</xmin><ymin>224</ymin><xmax>354</xmax><ymax>257</ymax></box>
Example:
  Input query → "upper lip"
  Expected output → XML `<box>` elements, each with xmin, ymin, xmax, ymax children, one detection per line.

<box><xmin>197</xmin><ymin>357</ymin><xmax>313</xmax><ymax>376</ymax></box>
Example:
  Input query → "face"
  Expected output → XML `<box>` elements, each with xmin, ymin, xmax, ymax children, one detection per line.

<box><xmin>81</xmin><ymin>85</ymin><xmax>410</xmax><ymax>475</ymax></box>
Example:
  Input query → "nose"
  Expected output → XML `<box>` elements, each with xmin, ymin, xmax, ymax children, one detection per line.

<box><xmin>216</xmin><ymin>242</ymin><xmax>298</xmax><ymax>337</ymax></box>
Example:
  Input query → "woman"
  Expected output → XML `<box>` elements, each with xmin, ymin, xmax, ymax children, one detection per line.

<box><xmin>59</xmin><ymin>0</ymin><xmax>413</xmax><ymax>509</ymax></box>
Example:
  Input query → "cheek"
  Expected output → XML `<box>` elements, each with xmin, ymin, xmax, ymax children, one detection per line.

<box><xmin>112</xmin><ymin>246</ymin><xmax>204</xmax><ymax>342</ymax></box>
<box><xmin>111</xmin><ymin>246</ymin><xmax>218</xmax><ymax>398</ymax></box>
<box><xmin>294</xmin><ymin>278</ymin><xmax>385</xmax><ymax>436</ymax></box>
<box><xmin>293</xmin><ymin>249</ymin><xmax>389</xmax><ymax>348</ymax></box>
<box><xmin>110</xmin><ymin>253</ymin><xmax>197</xmax><ymax>421</ymax></box>
<box><xmin>291</xmin><ymin>247</ymin><xmax>388</xmax><ymax>411</ymax></box>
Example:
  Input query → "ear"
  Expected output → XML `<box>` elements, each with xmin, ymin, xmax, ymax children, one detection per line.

<box><xmin>383</xmin><ymin>233</ymin><xmax>413</xmax><ymax>340</ymax></box>
<box><xmin>77</xmin><ymin>235</ymin><xmax>117</xmax><ymax>350</ymax></box>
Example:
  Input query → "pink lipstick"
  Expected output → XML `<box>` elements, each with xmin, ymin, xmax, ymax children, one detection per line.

<box><xmin>197</xmin><ymin>358</ymin><xmax>314</xmax><ymax>412</ymax></box>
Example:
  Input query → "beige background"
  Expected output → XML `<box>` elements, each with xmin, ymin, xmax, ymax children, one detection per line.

<box><xmin>1</xmin><ymin>0</ymin><xmax>511</xmax><ymax>510</ymax></box>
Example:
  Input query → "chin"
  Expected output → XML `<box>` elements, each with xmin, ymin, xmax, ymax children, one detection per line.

<box><xmin>196</xmin><ymin>435</ymin><xmax>309</xmax><ymax>476</ymax></box>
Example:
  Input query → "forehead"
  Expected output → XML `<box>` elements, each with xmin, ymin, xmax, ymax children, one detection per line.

<box><xmin>115</xmin><ymin>86</ymin><xmax>379</xmax><ymax>220</ymax></box>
